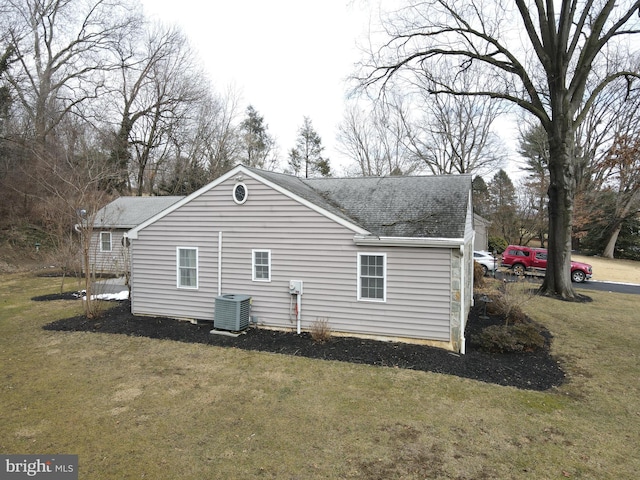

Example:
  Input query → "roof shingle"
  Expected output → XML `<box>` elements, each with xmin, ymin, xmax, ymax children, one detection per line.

<box><xmin>253</xmin><ymin>168</ymin><xmax>471</xmax><ymax>239</ymax></box>
<box><xmin>94</xmin><ymin>196</ymin><xmax>184</xmax><ymax>229</ymax></box>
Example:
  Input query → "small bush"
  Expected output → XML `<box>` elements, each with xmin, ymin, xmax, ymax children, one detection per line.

<box><xmin>310</xmin><ymin>317</ymin><xmax>332</xmax><ymax>343</ymax></box>
<box><xmin>476</xmin><ymin>322</ymin><xmax>546</xmax><ymax>353</ymax></box>
<box><xmin>473</xmin><ymin>261</ymin><xmax>485</xmax><ymax>287</ymax></box>
<box><xmin>483</xmin><ymin>279</ymin><xmax>537</xmax><ymax>325</ymax></box>
<box><xmin>486</xmin><ymin>293</ymin><xmax>528</xmax><ymax>324</ymax></box>
<box><xmin>488</xmin><ymin>236</ymin><xmax>508</xmax><ymax>254</ymax></box>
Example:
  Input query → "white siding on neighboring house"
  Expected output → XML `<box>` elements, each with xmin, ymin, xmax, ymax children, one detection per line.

<box><xmin>473</xmin><ymin>214</ymin><xmax>490</xmax><ymax>252</ymax></box>
<box><xmin>131</xmin><ymin>176</ymin><xmax>454</xmax><ymax>342</ymax></box>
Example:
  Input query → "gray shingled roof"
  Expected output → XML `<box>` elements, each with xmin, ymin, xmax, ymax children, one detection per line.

<box><xmin>93</xmin><ymin>196</ymin><xmax>184</xmax><ymax>229</ymax></box>
<box><xmin>251</xmin><ymin>168</ymin><xmax>471</xmax><ymax>239</ymax></box>
<box><xmin>252</xmin><ymin>169</ymin><xmax>363</xmax><ymax>227</ymax></box>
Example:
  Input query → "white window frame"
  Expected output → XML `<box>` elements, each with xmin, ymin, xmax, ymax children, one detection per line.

<box><xmin>233</xmin><ymin>182</ymin><xmax>248</xmax><ymax>205</ymax></box>
<box><xmin>100</xmin><ymin>231</ymin><xmax>112</xmax><ymax>252</ymax></box>
<box><xmin>176</xmin><ymin>247</ymin><xmax>199</xmax><ymax>289</ymax></box>
<box><xmin>252</xmin><ymin>249</ymin><xmax>271</xmax><ymax>282</ymax></box>
<box><xmin>357</xmin><ymin>252</ymin><xmax>387</xmax><ymax>302</ymax></box>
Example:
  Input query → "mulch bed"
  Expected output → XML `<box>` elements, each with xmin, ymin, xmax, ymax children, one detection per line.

<box><xmin>41</xmin><ymin>298</ymin><xmax>566</xmax><ymax>391</ymax></box>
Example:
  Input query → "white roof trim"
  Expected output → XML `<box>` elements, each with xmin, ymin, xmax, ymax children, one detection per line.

<box><xmin>353</xmin><ymin>235</ymin><xmax>465</xmax><ymax>248</ymax></box>
<box><xmin>240</xmin><ymin>168</ymin><xmax>370</xmax><ymax>235</ymax></box>
<box><xmin>127</xmin><ymin>165</ymin><xmax>370</xmax><ymax>239</ymax></box>
<box><xmin>127</xmin><ymin>166</ymin><xmax>243</xmax><ymax>239</ymax></box>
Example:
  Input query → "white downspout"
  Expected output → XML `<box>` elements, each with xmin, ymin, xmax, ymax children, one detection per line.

<box><xmin>217</xmin><ymin>232</ymin><xmax>222</xmax><ymax>296</ymax></box>
<box><xmin>296</xmin><ymin>294</ymin><xmax>301</xmax><ymax>334</ymax></box>
<box><xmin>459</xmin><ymin>244</ymin><xmax>466</xmax><ymax>355</ymax></box>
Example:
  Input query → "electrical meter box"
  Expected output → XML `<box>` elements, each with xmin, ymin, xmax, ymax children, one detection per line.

<box><xmin>289</xmin><ymin>280</ymin><xmax>303</xmax><ymax>295</ymax></box>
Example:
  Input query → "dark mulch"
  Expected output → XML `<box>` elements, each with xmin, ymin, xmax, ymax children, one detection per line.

<box><xmin>33</xmin><ymin>291</ymin><xmax>84</xmax><ymax>301</ymax></box>
<box><xmin>41</xmin><ymin>299</ymin><xmax>565</xmax><ymax>391</ymax></box>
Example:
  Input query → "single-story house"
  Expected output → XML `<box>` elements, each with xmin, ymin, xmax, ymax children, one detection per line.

<box><xmin>90</xmin><ymin>196</ymin><xmax>184</xmax><ymax>275</ymax></box>
<box><xmin>126</xmin><ymin>165</ymin><xmax>476</xmax><ymax>353</ymax></box>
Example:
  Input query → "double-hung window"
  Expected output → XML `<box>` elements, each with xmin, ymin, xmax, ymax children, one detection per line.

<box><xmin>358</xmin><ymin>253</ymin><xmax>386</xmax><ymax>301</ymax></box>
<box><xmin>177</xmin><ymin>247</ymin><xmax>198</xmax><ymax>289</ymax></box>
<box><xmin>100</xmin><ymin>232</ymin><xmax>112</xmax><ymax>252</ymax></box>
<box><xmin>252</xmin><ymin>249</ymin><xmax>271</xmax><ymax>282</ymax></box>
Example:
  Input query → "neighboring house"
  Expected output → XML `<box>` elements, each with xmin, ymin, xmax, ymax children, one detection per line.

<box><xmin>473</xmin><ymin>214</ymin><xmax>491</xmax><ymax>252</ymax></box>
<box><xmin>126</xmin><ymin>165</ymin><xmax>476</xmax><ymax>353</ymax></box>
<box><xmin>90</xmin><ymin>196</ymin><xmax>184</xmax><ymax>275</ymax></box>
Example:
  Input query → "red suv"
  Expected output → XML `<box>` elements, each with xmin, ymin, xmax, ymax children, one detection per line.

<box><xmin>501</xmin><ymin>245</ymin><xmax>592</xmax><ymax>283</ymax></box>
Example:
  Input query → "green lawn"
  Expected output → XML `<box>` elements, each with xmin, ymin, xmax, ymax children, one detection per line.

<box><xmin>1</xmin><ymin>273</ymin><xmax>638</xmax><ymax>479</ymax></box>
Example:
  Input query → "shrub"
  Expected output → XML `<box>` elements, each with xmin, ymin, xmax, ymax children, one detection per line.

<box><xmin>473</xmin><ymin>261</ymin><xmax>485</xmax><ymax>287</ymax></box>
<box><xmin>476</xmin><ymin>322</ymin><xmax>546</xmax><ymax>353</ymax></box>
<box><xmin>488</xmin><ymin>236</ymin><xmax>508</xmax><ymax>254</ymax></box>
<box><xmin>486</xmin><ymin>293</ymin><xmax>527</xmax><ymax>324</ymax></box>
<box><xmin>485</xmin><ymin>279</ymin><xmax>536</xmax><ymax>325</ymax></box>
<box><xmin>310</xmin><ymin>317</ymin><xmax>332</xmax><ymax>343</ymax></box>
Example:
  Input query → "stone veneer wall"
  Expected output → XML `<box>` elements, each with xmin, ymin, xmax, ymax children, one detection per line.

<box><xmin>450</xmin><ymin>252</ymin><xmax>462</xmax><ymax>352</ymax></box>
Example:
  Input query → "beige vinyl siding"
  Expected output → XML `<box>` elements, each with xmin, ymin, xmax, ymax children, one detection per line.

<box><xmin>131</xmin><ymin>177</ymin><xmax>453</xmax><ymax>342</ymax></box>
<box><xmin>89</xmin><ymin>229</ymin><xmax>129</xmax><ymax>274</ymax></box>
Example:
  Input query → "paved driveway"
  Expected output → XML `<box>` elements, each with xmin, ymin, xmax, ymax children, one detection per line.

<box><xmin>492</xmin><ymin>271</ymin><xmax>640</xmax><ymax>295</ymax></box>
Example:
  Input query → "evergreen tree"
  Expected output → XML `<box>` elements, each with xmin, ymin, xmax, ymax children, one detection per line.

<box><xmin>0</xmin><ymin>46</ymin><xmax>11</xmax><ymax>122</ymax></box>
<box><xmin>488</xmin><ymin>169</ymin><xmax>518</xmax><ymax>243</ymax></box>
<box><xmin>288</xmin><ymin>117</ymin><xmax>330</xmax><ymax>178</ymax></box>
<box><xmin>239</xmin><ymin>105</ymin><xmax>274</xmax><ymax>168</ymax></box>
<box><xmin>472</xmin><ymin>175</ymin><xmax>490</xmax><ymax>217</ymax></box>
<box><xmin>288</xmin><ymin>148</ymin><xmax>302</xmax><ymax>177</ymax></box>
<box><xmin>518</xmin><ymin>124</ymin><xmax>550</xmax><ymax>246</ymax></box>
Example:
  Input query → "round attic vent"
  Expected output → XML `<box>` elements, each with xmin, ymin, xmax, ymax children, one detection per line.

<box><xmin>233</xmin><ymin>182</ymin><xmax>247</xmax><ymax>204</ymax></box>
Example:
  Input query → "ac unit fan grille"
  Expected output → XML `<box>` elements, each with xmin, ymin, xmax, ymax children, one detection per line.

<box><xmin>214</xmin><ymin>294</ymin><xmax>251</xmax><ymax>331</ymax></box>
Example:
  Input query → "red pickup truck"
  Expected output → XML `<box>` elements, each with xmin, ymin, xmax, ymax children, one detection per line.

<box><xmin>501</xmin><ymin>245</ymin><xmax>593</xmax><ymax>283</ymax></box>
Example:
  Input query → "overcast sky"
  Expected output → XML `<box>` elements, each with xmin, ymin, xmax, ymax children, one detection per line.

<box><xmin>140</xmin><ymin>0</ymin><xmax>374</xmax><ymax>174</ymax></box>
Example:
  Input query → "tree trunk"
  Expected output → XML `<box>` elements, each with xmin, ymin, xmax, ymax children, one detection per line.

<box><xmin>602</xmin><ymin>224</ymin><xmax>621</xmax><ymax>259</ymax></box>
<box><xmin>82</xmin><ymin>237</ymin><xmax>95</xmax><ymax>318</ymax></box>
<box><xmin>107</xmin><ymin>117</ymin><xmax>132</xmax><ymax>193</ymax></box>
<box><xmin>540</xmin><ymin>123</ymin><xmax>577</xmax><ymax>299</ymax></box>
<box><xmin>602</xmin><ymin>190</ymin><xmax>639</xmax><ymax>258</ymax></box>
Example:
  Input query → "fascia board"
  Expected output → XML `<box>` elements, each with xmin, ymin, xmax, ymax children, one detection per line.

<box><xmin>127</xmin><ymin>165</ymin><xmax>371</xmax><ymax>239</ymax></box>
<box><xmin>242</xmin><ymin>169</ymin><xmax>371</xmax><ymax>235</ymax></box>
<box><xmin>353</xmin><ymin>235</ymin><xmax>464</xmax><ymax>248</ymax></box>
<box><xmin>126</xmin><ymin>165</ymin><xmax>246</xmax><ymax>239</ymax></box>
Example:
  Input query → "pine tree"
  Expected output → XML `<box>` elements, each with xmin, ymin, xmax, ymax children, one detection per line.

<box><xmin>488</xmin><ymin>169</ymin><xmax>518</xmax><ymax>243</ymax></box>
<box><xmin>519</xmin><ymin>124</ymin><xmax>550</xmax><ymax>246</ymax></box>
<box><xmin>472</xmin><ymin>176</ymin><xmax>490</xmax><ymax>217</ymax></box>
<box><xmin>288</xmin><ymin>117</ymin><xmax>330</xmax><ymax>178</ymax></box>
<box><xmin>0</xmin><ymin>46</ymin><xmax>12</xmax><ymax>128</ymax></box>
<box><xmin>239</xmin><ymin>105</ymin><xmax>274</xmax><ymax>168</ymax></box>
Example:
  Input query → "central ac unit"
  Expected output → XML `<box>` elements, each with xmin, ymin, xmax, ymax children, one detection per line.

<box><xmin>214</xmin><ymin>294</ymin><xmax>251</xmax><ymax>331</ymax></box>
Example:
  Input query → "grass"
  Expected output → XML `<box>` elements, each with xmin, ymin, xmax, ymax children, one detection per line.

<box><xmin>1</xmin><ymin>273</ymin><xmax>639</xmax><ymax>479</ymax></box>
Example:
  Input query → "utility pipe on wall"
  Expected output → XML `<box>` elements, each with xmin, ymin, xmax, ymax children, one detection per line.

<box><xmin>217</xmin><ymin>232</ymin><xmax>222</xmax><ymax>296</ymax></box>
<box><xmin>459</xmin><ymin>244</ymin><xmax>466</xmax><ymax>355</ymax></box>
<box><xmin>289</xmin><ymin>280</ymin><xmax>303</xmax><ymax>334</ymax></box>
<box><xmin>296</xmin><ymin>293</ymin><xmax>301</xmax><ymax>334</ymax></box>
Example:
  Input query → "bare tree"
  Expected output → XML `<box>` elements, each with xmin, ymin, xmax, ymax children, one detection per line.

<box><xmin>357</xmin><ymin>0</ymin><xmax>640</xmax><ymax>299</ymax></box>
<box><xmin>597</xmin><ymin>109</ymin><xmax>640</xmax><ymax>258</ymax></box>
<box><xmin>199</xmin><ymin>86</ymin><xmax>243</xmax><ymax>179</ymax></box>
<box><xmin>337</xmin><ymin>99</ymin><xmax>418</xmax><ymax>176</ymax></box>
<box><xmin>106</xmin><ymin>22</ymin><xmax>207</xmax><ymax>194</ymax></box>
<box><xmin>27</xmin><ymin>122</ymin><xmax>114</xmax><ymax>317</ymax></box>
<box><xmin>2</xmin><ymin>0</ymin><xmax>139</xmax><ymax>149</ymax></box>
<box><xmin>157</xmin><ymin>88</ymin><xmax>242</xmax><ymax>195</ymax></box>
<box><xmin>403</xmin><ymin>69</ymin><xmax>507</xmax><ymax>176</ymax></box>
